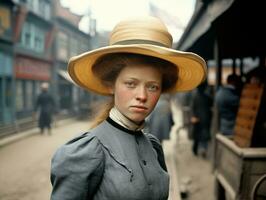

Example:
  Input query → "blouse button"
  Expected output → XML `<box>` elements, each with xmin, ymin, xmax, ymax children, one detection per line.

<box><xmin>142</xmin><ymin>160</ymin><xmax>147</xmax><ymax>165</ymax></box>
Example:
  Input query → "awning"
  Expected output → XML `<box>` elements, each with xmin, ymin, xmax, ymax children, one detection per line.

<box><xmin>177</xmin><ymin>0</ymin><xmax>234</xmax><ymax>51</ymax></box>
<box><xmin>57</xmin><ymin>69</ymin><xmax>76</xmax><ymax>85</ymax></box>
<box><xmin>177</xmin><ymin>0</ymin><xmax>265</xmax><ymax>60</ymax></box>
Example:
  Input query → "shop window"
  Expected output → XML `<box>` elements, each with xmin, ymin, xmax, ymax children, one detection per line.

<box><xmin>5</xmin><ymin>78</ymin><xmax>12</xmax><ymax>108</ymax></box>
<box><xmin>0</xmin><ymin>79</ymin><xmax>3</xmax><ymax>112</ymax></box>
<box><xmin>25</xmin><ymin>80</ymin><xmax>34</xmax><ymax>110</ymax></box>
<box><xmin>0</xmin><ymin>79</ymin><xmax>3</xmax><ymax>123</ymax></box>
<box><xmin>40</xmin><ymin>0</ymin><xmax>51</xmax><ymax>20</ymax></box>
<box><xmin>0</xmin><ymin>78</ymin><xmax>12</xmax><ymax>111</ymax></box>
<box><xmin>25</xmin><ymin>0</ymin><xmax>51</xmax><ymax>20</ymax></box>
<box><xmin>27</xmin><ymin>0</ymin><xmax>39</xmax><ymax>13</ymax></box>
<box><xmin>20</xmin><ymin>22</ymin><xmax>45</xmax><ymax>53</ymax></box>
<box><xmin>21</xmin><ymin>22</ymin><xmax>32</xmax><ymax>48</ymax></box>
<box><xmin>34</xmin><ymin>27</ymin><xmax>45</xmax><ymax>52</ymax></box>
<box><xmin>36</xmin><ymin>81</ymin><xmax>41</xmax><ymax>96</ymax></box>
<box><xmin>32</xmin><ymin>81</ymin><xmax>39</xmax><ymax>105</ymax></box>
<box><xmin>15</xmin><ymin>80</ymin><xmax>24</xmax><ymax>111</ymax></box>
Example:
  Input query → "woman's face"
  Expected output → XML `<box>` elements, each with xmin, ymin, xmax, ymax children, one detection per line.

<box><xmin>111</xmin><ymin>63</ymin><xmax>162</xmax><ymax>124</ymax></box>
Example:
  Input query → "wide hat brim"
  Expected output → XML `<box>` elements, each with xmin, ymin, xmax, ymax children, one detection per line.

<box><xmin>68</xmin><ymin>43</ymin><xmax>207</xmax><ymax>95</ymax></box>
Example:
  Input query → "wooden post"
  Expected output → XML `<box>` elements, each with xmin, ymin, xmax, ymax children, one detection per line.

<box><xmin>211</xmin><ymin>38</ymin><xmax>222</xmax><ymax>171</ymax></box>
<box><xmin>232</xmin><ymin>58</ymin><xmax>236</xmax><ymax>75</ymax></box>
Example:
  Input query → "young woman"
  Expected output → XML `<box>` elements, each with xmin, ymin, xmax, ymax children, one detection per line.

<box><xmin>50</xmin><ymin>16</ymin><xmax>206</xmax><ymax>200</ymax></box>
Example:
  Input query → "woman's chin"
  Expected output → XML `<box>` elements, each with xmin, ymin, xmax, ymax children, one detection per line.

<box><xmin>130</xmin><ymin>116</ymin><xmax>146</xmax><ymax>124</ymax></box>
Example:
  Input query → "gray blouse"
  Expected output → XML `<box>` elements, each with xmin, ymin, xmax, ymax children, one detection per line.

<box><xmin>51</xmin><ymin>118</ymin><xmax>169</xmax><ymax>200</ymax></box>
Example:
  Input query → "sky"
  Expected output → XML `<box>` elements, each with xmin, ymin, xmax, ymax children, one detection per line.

<box><xmin>60</xmin><ymin>0</ymin><xmax>196</xmax><ymax>43</ymax></box>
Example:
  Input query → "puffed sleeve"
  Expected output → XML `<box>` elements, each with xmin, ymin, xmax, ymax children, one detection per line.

<box><xmin>50</xmin><ymin>133</ymin><xmax>105</xmax><ymax>200</ymax></box>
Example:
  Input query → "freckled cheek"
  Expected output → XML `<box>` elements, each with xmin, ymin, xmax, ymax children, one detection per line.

<box><xmin>149</xmin><ymin>94</ymin><xmax>160</xmax><ymax>107</ymax></box>
<box><xmin>115</xmin><ymin>88</ymin><xmax>134</xmax><ymax>105</ymax></box>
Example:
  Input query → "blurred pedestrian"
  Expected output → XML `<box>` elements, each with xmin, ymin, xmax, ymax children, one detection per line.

<box><xmin>190</xmin><ymin>82</ymin><xmax>213</xmax><ymax>157</ymax></box>
<box><xmin>34</xmin><ymin>82</ymin><xmax>55</xmax><ymax>135</ymax></box>
<box><xmin>174</xmin><ymin>91</ymin><xmax>194</xmax><ymax>139</ymax></box>
<box><xmin>50</xmin><ymin>16</ymin><xmax>207</xmax><ymax>200</ymax></box>
<box><xmin>215</xmin><ymin>74</ymin><xmax>241</xmax><ymax>135</ymax></box>
<box><xmin>148</xmin><ymin>94</ymin><xmax>174</xmax><ymax>143</ymax></box>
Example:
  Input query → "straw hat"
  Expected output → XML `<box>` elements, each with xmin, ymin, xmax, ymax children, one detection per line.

<box><xmin>68</xmin><ymin>16</ymin><xmax>207</xmax><ymax>95</ymax></box>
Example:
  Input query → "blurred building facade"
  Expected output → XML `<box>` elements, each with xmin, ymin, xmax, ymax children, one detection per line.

<box><xmin>13</xmin><ymin>0</ymin><xmax>53</xmax><ymax>122</ymax></box>
<box><xmin>0</xmin><ymin>0</ymin><xmax>98</xmax><ymax>135</ymax></box>
<box><xmin>0</xmin><ymin>0</ymin><xmax>16</xmax><ymax>125</ymax></box>
<box><xmin>52</xmin><ymin>0</ymin><xmax>91</xmax><ymax>115</ymax></box>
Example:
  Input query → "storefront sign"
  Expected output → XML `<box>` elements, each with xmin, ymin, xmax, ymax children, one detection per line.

<box><xmin>0</xmin><ymin>6</ymin><xmax>11</xmax><ymax>38</ymax></box>
<box><xmin>15</xmin><ymin>56</ymin><xmax>51</xmax><ymax>80</ymax></box>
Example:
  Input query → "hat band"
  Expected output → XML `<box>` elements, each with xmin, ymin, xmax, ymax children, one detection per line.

<box><xmin>112</xmin><ymin>39</ymin><xmax>169</xmax><ymax>48</ymax></box>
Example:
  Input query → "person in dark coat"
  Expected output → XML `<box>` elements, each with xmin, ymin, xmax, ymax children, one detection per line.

<box><xmin>35</xmin><ymin>82</ymin><xmax>55</xmax><ymax>135</ymax></box>
<box><xmin>215</xmin><ymin>74</ymin><xmax>241</xmax><ymax>135</ymax></box>
<box><xmin>148</xmin><ymin>94</ymin><xmax>174</xmax><ymax>143</ymax></box>
<box><xmin>50</xmin><ymin>16</ymin><xmax>207</xmax><ymax>200</ymax></box>
<box><xmin>190</xmin><ymin>82</ymin><xmax>213</xmax><ymax>157</ymax></box>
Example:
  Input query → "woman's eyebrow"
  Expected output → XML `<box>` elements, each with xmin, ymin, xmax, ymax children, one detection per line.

<box><xmin>123</xmin><ymin>76</ymin><xmax>160</xmax><ymax>82</ymax></box>
<box><xmin>124</xmin><ymin>77</ymin><xmax>138</xmax><ymax>80</ymax></box>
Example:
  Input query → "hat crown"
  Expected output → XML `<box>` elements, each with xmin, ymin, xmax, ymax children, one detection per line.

<box><xmin>110</xmin><ymin>16</ymin><xmax>173</xmax><ymax>48</ymax></box>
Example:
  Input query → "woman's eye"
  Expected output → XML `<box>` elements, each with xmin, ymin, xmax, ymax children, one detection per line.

<box><xmin>147</xmin><ymin>84</ymin><xmax>160</xmax><ymax>92</ymax></box>
<box><xmin>125</xmin><ymin>82</ymin><xmax>136</xmax><ymax>88</ymax></box>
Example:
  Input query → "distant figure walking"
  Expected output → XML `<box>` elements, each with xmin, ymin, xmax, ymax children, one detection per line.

<box><xmin>215</xmin><ymin>74</ymin><xmax>241</xmax><ymax>135</ymax></box>
<box><xmin>35</xmin><ymin>82</ymin><xmax>55</xmax><ymax>135</ymax></box>
<box><xmin>148</xmin><ymin>94</ymin><xmax>174</xmax><ymax>143</ymax></box>
<box><xmin>190</xmin><ymin>82</ymin><xmax>213</xmax><ymax>157</ymax></box>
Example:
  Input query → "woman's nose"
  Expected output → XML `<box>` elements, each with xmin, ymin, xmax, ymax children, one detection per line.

<box><xmin>136</xmin><ymin>86</ymin><xmax>147</xmax><ymax>102</ymax></box>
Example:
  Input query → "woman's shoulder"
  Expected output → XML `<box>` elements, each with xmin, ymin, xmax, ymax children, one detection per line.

<box><xmin>52</xmin><ymin>132</ymin><xmax>104</xmax><ymax>166</ymax></box>
<box><xmin>51</xmin><ymin>132</ymin><xmax>105</xmax><ymax>199</ymax></box>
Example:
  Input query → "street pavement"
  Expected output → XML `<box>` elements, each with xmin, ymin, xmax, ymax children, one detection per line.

<box><xmin>168</xmin><ymin>102</ymin><xmax>215</xmax><ymax>200</ymax></box>
<box><xmin>0</xmin><ymin>119</ymin><xmax>91</xmax><ymax>200</ymax></box>
<box><xmin>0</xmin><ymin>103</ymin><xmax>215</xmax><ymax>200</ymax></box>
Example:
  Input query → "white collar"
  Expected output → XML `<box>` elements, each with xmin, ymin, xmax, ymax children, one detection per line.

<box><xmin>109</xmin><ymin>107</ymin><xmax>145</xmax><ymax>132</ymax></box>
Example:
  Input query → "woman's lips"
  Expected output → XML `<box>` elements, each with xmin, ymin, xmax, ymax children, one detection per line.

<box><xmin>130</xmin><ymin>105</ymin><xmax>148</xmax><ymax>112</ymax></box>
